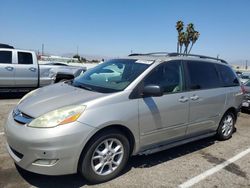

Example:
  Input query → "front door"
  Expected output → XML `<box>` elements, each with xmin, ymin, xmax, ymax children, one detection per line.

<box><xmin>14</xmin><ymin>51</ymin><xmax>38</xmax><ymax>87</ymax></box>
<box><xmin>138</xmin><ymin>60</ymin><xmax>189</xmax><ymax>149</ymax></box>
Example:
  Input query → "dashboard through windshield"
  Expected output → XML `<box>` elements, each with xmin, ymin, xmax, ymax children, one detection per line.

<box><xmin>72</xmin><ymin>59</ymin><xmax>152</xmax><ymax>93</ymax></box>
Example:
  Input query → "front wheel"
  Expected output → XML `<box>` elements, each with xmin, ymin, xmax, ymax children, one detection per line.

<box><xmin>217</xmin><ymin>112</ymin><xmax>235</xmax><ymax>140</ymax></box>
<box><xmin>79</xmin><ymin>130</ymin><xmax>130</xmax><ymax>183</ymax></box>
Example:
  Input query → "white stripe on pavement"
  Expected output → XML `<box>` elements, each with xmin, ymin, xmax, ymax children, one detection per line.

<box><xmin>179</xmin><ymin>147</ymin><xmax>250</xmax><ymax>188</ymax></box>
<box><xmin>0</xmin><ymin>132</ymin><xmax>4</xmax><ymax>136</ymax></box>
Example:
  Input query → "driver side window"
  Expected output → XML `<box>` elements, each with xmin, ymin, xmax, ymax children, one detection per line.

<box><xmin>144</xmin><ymin>61</ymin><xmax>183</xmax><ymax>94</ymax></box>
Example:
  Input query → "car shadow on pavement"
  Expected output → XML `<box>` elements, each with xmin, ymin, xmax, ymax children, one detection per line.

<box><xmin>0</xmin><ymin>92</ymin><xmax>27</xmax><ymax>99</ymax></box>
<box><xmin>126</xmin><ymin>137</ymin><xmax>215</xmax><ymax>170</ymax></box>
<box><xmin>16</xmin><ymin>165</ymin><xmax>87</xmax><ymax>188</ymax></box>
<box><xmin>15</xmin><ymin>137</ymin><xmax>216</xmax><ymax>187</ymax></box>
<box><xmin>241</xmin><ymin>109</ymin><xmax>250</xmax><ymax>115</ymax></box>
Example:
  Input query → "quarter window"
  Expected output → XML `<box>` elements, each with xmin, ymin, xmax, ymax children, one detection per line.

<box><xmin>144</xmin><ymin>61</ymin><xmax>183</xmax><ymax>93</ymax></box>
<box><xmin>0</xmin><ymin>51</ymin><xmax>12</xmax><ymax>64</ymax></box>
<box><xmin>18</xmin><ymin>52</ymin><xmax>33</xmax><ymax>65</ymax></box>
<box><xmin>186</xmin><ymin>61</ymin><xmax>220</xmax><ymax>90</ymax></box>
<box><xmin>216</xmin><ymin>64</ymin><xmax>239</xmax><ymax>87</ymax></box>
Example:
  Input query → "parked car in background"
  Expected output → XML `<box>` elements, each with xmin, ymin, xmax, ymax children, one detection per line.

<box><xmin>0</xmin><ymin>45</ymin><xmax>87</xmax><ymax>92</ymax></box>
<box><xmin>235</xmin><ymin>71</ymin><xmax>242</xmax><ymax>77</ymax></box>
<box><xmin>242</xmin><ymin>80</ymin><xmax>250</xmax><ymax>111</ymax></box>
<box><xmin>0</xmin><ymin>47</ymin><xmax>55</xmax><ymax>92</ymax></box>
<box><xmin>5</xmin><ymin>52</ymin><xmax>243</xmax><ymax>183</ymax></box>
<box><xmin>239</xmin><ymin>72</ymin><xmax>250</xmax><ymax>84</ymax></box>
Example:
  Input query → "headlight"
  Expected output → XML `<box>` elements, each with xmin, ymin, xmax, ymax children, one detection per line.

<box><xmin>28</xmin><ymin>105</ymin><xmax>86</xmax><ymax>128</ymax></box>
<box><xmin>18</xmin><ymin>89</ymin><xmax>38</xmax><ymax>104</ymax></box>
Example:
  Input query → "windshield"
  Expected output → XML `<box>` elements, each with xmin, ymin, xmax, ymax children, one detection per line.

<box><xmin>245</xmin><ymin>80</ymin><xmax>250</xmax><ymax>87</ymax></box>
<box><xmin>241</xmin><ymin>75</ymin><xmax>250</xmax><ymax>79</ymax></box>
<box><xmin>72</xmin><ymin>59</ymin><xmax>151</xmax><ymax>93</ymax></box>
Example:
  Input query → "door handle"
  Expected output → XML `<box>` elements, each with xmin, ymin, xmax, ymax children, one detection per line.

<box><xmin>29</xmin><ymin>67</ymin><xmax>37</xmax><ymax>72</ymax></box>
<box><xmin>5</xmin><ymin>66</ymin><xmax>14</xmax><ymax>71</ymax></box>
<box><xmin>179</xmin><ymin>96</ymin><xmax>189</xmax><ymax>103</ymax></box>
<box><xmin>190</xmin><ymin>95</ymin><xmax>199</xmax><ymax>100</ymax></box>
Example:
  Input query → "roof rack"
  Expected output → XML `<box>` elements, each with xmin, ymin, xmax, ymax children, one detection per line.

<box><xmin>128</xmin><ymin>52</ymin><xmax>228</xmax><ymax>64</ymax></box>
<box><xmin>0</xmin><ymin>43</ymin><xmax>14</xmax><ymax>49</ymax></box>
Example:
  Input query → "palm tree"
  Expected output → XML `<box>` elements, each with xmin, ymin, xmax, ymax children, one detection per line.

<box><xmin>183</xmin><ymin>23</ymin><xmax>194</xmax><ymax>54</ymax></box>
<box><xmin>175</xmin><ymin>21</ymin><xmax>200</xmax><ymax>54</ymax></box>
<box><xmin>183</xmin><ymin>32</ymin><xmax>190</xmax><ymax>54</ymax></box>
<box><xmin>179</xmin><ymin>32</ymin><xmax>185</xmax><ymax>53</ymax></box>
<box><xmin>176</xmin><ymin>21</ymin><xmax>184</xmax><ymax>53</ymax></box>
<box><xmin>188</xmin><ymin>31</ymin><xmax>200</xmax><ymax>54</ymax></box>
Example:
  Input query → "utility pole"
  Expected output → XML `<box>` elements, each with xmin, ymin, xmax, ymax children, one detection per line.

<box><xmin>77</xmin><ymin>45</ymin><xmax>79</xmax><ymax>55</ymax></box>
<box><xmin>246</xmin><ymin>60</ymin><xmax>248</xmax><ymax>70</ymax></box>
<box><xmin>42</xmin><ymin>44</ymin><xmax>44</xmax><ymax>56</ymax></box>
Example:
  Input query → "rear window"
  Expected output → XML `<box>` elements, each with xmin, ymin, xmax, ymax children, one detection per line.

<box><xmin>216</xmin><ymin>64</ymin><xmax>239</xmax><ymax>87</ymax></box>
<box><xmin>0</xmin><ymin>51</ymin><xmax>12</xmax><ymax>64</ymax></box>
<box><xmin>186</xmin><ymin>61</ymin><xmax>220</xmax><ymax>90</ymax></box>
<box><xmin>241</xmin><ymin>75</ymin><xmax>250</xmax><ymax>79</ymax></box>
<box><xmin>18</xmin><ymin>52</ymin><xmax>33</xmax><ymax>65</ymax></box>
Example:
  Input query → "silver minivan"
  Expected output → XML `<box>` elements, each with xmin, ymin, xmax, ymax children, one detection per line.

<box><xmin>5</xmin><ymin>53</ymin><xmax>243</xmax><ymax>183</ymax></box>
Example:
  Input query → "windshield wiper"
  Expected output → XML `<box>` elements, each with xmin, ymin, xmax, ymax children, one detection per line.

<box><xmin>75</xmin><ymin>84</ymin><xmax>94</xmax><ymax>91</ymax></box>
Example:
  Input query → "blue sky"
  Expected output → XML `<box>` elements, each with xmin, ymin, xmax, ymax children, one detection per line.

<box><xmin>0</xmin><ymin>0</ymin><xmax>250</xmax><ymax>63</ymax></box>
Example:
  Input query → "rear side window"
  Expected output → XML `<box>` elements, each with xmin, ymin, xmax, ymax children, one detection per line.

<box><xmin>186</xmin><ymin>61</ymin><xmax>220</xmax><ymax>90</ymax></box>
<box><xmin>18</xmin><ymin>52</ymin><xmax>33</xmax><ymax>65</ymax></box>
<box><xmin>216</xmin><ymin>64</ymin><xmax>239</xmax><ymax>87</ymax></box>
<box><xmin>0</xmin><ymin>51</ymin><xmax>12</xmax><ymax>64</ymax></box>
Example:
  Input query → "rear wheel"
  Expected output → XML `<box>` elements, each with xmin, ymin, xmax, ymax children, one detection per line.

<box><xmin>217</xmin><ymin>112</ymin><xmax>235</xmax><ymax>140</ymax></box>
<box><xmin>79</xmin><ymin>129</ymin><xmax>130</xmax><ymax>183</ymax></box>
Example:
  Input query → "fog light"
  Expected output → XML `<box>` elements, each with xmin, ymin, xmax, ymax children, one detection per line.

<box><xmin>32</xmin><ymin>159</ymin><xmax>58</xmax><ymax>166</ymax></box>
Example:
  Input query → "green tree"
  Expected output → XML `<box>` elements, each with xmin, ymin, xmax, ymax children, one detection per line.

<box><xmin>73</xmin><ymin>54</ymin><xmax>80</xmax><ymax>61</ymax></box>
<box><xmin>81</xmin><ymin>57</ymin><xmax>87</xmax><ymax>62</ymax></box>
<box><xmin>175</xmin><ymin>21</ymin><xmax>200</xmax><ymax>54</ymax></box>
<box><xmin>188</xmin><ymin>31</ymin><xmax>200</xmax><ymax>54</ymax></box>
<box><xmin>176</xmin><ymin>21</ymin><xmax>184</xmax><ymax>53</ymax></box>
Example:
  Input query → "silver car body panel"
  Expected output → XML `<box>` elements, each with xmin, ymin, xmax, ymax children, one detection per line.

<box><xmin>0</xmin><ymin>49</ymin><xmax>15</xmax><ymax>87</ymax></box>
<box><xmin>13</xmin><ymin>50</ymin><xmax>39</xmax><ymax>87</ymax></box>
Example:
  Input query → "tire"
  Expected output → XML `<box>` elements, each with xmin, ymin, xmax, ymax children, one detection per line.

<box><xmin>79</xmin><ymin>129</ymin><xmax>130</xmax><ymax>183</ymax></box>
<box><xmin>217</xmin><ymin>112</ymin><xmax>236</xmax><ymax>141</ymax></box>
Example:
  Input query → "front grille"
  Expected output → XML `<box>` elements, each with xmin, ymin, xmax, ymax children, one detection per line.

<box><xmin>12</xmin><ymin>108</ymin><xmax>33</xmax><ymax>124</ymax></box>
<box><xmin>10</xmin><ymin>146</ymin><xmax>24</xmax><ymax>159</ymax></box>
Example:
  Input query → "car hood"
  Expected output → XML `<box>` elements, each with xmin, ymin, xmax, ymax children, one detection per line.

<box><xmin>17</xmin><ymin>83</ymin><xmax>107</xmax><ymax>118</ymax></box>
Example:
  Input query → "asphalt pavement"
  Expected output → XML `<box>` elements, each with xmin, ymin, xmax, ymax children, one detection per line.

<box><xmin>0</xmin><ymin>96</ymin><xmax>250</xmax><ymax>188</ymax></box>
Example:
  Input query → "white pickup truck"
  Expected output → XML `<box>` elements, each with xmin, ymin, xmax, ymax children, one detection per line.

<box><xmin>0</xmin><ymin>45</ymin><xmax>86</xmax><ymax>92</ymax></box>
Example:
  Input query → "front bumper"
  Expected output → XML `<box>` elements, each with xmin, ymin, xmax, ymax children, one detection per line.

<box><xmin>4</xmin><ymin>112</ymin><xmax>95</xmax><ymax>175</ymax></box>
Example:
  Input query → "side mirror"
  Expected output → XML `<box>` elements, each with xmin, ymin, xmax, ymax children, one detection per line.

<box><xmin>143</xmin><ymin>85</ymin><xmax>163</xmax><ymax>97</ymax></box>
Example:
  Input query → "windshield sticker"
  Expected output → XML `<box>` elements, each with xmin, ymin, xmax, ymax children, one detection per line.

<box><xmin>135</xmin><ymin>60</ymin><xmax>154</xmax><ymax>64</ymax></box>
